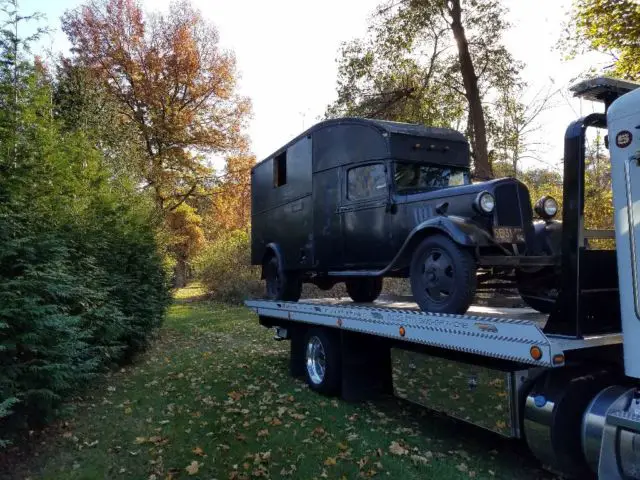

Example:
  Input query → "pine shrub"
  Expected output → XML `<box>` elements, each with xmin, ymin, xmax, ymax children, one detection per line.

<box><xmin>0</xmin><ymin>59</ymin><xmax>170</xmax><ymax>442</ymax></box>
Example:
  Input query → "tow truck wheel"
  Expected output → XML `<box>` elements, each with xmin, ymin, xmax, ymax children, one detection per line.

<box><xmin>345</xmin><ymin>277</ymin><xmax>383</xmax><ymax>303</ymax></box>
<box><xmin>264</xmin><ymin>256</ymin><xmax>301</xmax><ymax>301</ymax></box>
<box><xmin>303</xmin><ymin>328</ymin><xmax>341</xmax><ymax>395</ymax></box>
<box><xmin>410</xmin><ymin>235</ymin><xmax>477</xmax><ymax>314</ymax></box>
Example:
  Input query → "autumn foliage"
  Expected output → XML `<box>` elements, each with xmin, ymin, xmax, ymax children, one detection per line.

<box><xmin>62</xmin><ymin>0</ymin><xmax>252</xmax><ymax>286</ymax></box>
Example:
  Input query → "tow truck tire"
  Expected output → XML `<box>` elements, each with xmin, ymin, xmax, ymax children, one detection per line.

<box><xmin>303</xmin><ymin>328</ymin><xmax>341</xmax><ymax>396</ymax></box>
<box><xmin>345</xmin><ymin>277</ymin><xmax>383</xmax><ymax>303</ymax></box>
<box><xmin>264</xmin><ymin>256</ymin><xmax>301</xmax><ymax>301</ymax></box>
<box><xmin>410</xmin><ymin>235</ymin><xmax>476</xmax><ymax>314</ymax></box>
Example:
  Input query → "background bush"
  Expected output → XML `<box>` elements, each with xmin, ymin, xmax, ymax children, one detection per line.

<box><xmin>196</xmin><ymin>229</ymin><xmax>262</xmax><ymax>303</ymax></box>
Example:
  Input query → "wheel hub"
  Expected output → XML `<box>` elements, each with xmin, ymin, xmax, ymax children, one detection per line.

<box><xmin>421</xmin><ymin>249</ymin><xmax>455</xmax><ymax>302</ymax></box>
<box><xmin>306</xmin><ymin>336</ymin><xmax>326</xmax><ymax>385</ymax></box>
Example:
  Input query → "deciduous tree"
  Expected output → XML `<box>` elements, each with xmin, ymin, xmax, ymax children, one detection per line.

<box><xmin>328</xmin><ymin>0</ymin><xmax>522</xmax><ymax>179</ymax></box>
<box><xmin>567</xmin><ymin>0</ymin><xmax>640</xmax><ymax>81</ymax></box>
<box><xmin>62</xmin><ymin>0</ymin><xmax>251</xmax><ymax>211</ymax></box>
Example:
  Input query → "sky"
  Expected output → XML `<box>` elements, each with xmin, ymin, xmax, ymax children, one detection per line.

<box><xmin>23</xmin><ymin>0</ymin><xmax>611</xmax><ymax>171</ymax></box>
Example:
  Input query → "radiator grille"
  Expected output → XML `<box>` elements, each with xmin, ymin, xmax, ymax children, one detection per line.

<box><xmin>495</xmin><ymin>184</ymin><xmax>521</xmax><ymax>226</ymax></box>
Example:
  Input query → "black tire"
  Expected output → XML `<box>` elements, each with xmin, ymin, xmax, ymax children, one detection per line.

<box><xmin>409</xmin><ymin>235</ymin><xmax>476</xmax><ymax>314</ymax></box>
<box><xmin>345</xmin><ymin>277</ymin><xmax>383</xmax><ymax>303</ymax></box>
<box><xmin>303</xmin><ymin>328</ymin><xmax>341</xmax><ymax>395</ymax></box>
<box><xmin>263</xmin><ymin>256</ymin><xmax>301</xmax><ymax>301</ymax></box>
<box><xmin>519</xmin><ymin>293</ymin><xmax>555</xmax><ymax>314</ymax></box>
<box><xmin>516</xmin><ymin>268</ymin><xmax>558</xmax><ymax>314</ymax></box>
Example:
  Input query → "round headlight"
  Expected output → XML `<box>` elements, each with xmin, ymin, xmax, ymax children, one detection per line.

<box><xmin>476</xmin><ymin>191</ymin><xmax>495</xmax><ymax>214</ymax></box>
<box><xmin>535</xmin><ymin>195</ymin><xmax>558</xmax><ymax>219</ymax></box>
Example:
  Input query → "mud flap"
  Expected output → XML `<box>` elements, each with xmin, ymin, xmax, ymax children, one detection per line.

<box><xmin>340</xmin><ymin>331</ymin><xmax>392</xmax><ymax>402</ymax></box>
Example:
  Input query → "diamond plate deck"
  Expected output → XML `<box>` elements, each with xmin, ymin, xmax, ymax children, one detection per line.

<box><xmin>245</xmin><ymin>298</ymin><xmax>623</xmax><ymax>367</ymax></box>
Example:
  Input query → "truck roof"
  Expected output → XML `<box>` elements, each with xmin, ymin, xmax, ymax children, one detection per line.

<box><xmin>254</xmin><ymin>117</ymin><xmax>466</xmax><ymax>170</ymax></box>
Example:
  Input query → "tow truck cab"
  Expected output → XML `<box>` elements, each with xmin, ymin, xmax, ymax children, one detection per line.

<box><xmin>609</xmin><ymin>82</ymin><xmax>640</xmax><ymax>380</ymax></box>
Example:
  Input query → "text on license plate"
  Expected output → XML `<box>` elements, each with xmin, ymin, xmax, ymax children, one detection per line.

<box><xmin>494</xmin><ymin>227</ymin><xmax>525</xmax><ymax>243</ymax></box>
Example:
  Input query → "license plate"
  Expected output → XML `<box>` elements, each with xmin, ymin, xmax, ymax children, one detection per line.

<box><xmin>494</xmin><ymin>227</ymin><xmax>525</xmax><ymax>243</ymax></box>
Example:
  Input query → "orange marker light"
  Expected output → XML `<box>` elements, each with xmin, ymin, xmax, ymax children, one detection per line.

<box><xmin>553</xmin><ymin>354</ymin><xmax>565</xmax><ymax>365</ymax></box>
<box><xmin>530</xmin><ymin>346</ymin><xmax>543</xmax><ymax>361</ymax></box>
<box><xmin>399</xmin><ymin>326</ymin><xmax>406</xmax><ymax>337</ymax></box>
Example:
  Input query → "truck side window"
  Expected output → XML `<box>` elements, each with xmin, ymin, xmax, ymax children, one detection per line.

<box><xmin>273</xmin><ymin>151</ymin><xmax>287</xmax><ymax>187</ymax></box>
<box><xmin>347</xmin><ymin>164</ymin><xmax>387</xmax><ymax>200</ymax></box>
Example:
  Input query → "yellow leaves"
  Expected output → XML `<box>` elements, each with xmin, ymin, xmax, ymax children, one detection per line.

<box><xmin>185</xmin><ymin>460</ymin><xmax>200</xmax><ymax>475</ymax></box>
<box><xmin>324</xmin><ymin>456</ymin><xmax>337</xmax><ymax>466</ymax></box>
<box><xmin>388</xmin><ymin>441</ymin><xmax>409</xmax><ymax>456</ymax></box>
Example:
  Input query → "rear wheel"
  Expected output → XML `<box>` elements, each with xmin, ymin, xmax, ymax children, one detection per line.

<box><xmin>263</xmin><ymin>256</ymin><xmax>301</xmax><ymax>301</ymax></box>
<box><xmin>303</xmin><ymin>328</ymin><xmax>341</xmax><ymax>395</ymax></box>
<box><xmin>345</xmin><ymin>277</ymin><xmax>383</xmax><ymax>303</ymax></box>
<box><xmin>409</xmin><ymin>235</ymin><xmax>476</xmax><ymax>314</ymax></box>
<box><xmin>516</xmin><ymin>268</ymin><xmax>558</xmax><ymax>314</ymax></box>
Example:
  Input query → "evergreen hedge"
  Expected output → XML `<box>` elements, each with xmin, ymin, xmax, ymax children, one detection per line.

<box><xmin>0</xmin><ymin>56</ymin><xmax>170</xmax><ymax>444</ymax></box>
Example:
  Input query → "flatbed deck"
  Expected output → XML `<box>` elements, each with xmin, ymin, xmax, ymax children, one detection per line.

<box><xmin>245</xmin><ymin>297</ymin><xmax>622</xmax><ymax>368</ymax></box>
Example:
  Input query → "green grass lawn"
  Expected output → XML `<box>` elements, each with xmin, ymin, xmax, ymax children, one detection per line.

<box><xmin>3</xmin><ymin>285</ymin><xmax>557</xmax><ymax>479</ymax></box>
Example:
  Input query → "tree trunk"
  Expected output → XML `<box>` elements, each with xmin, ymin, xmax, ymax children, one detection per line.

<box><xmin>174</xmin><ymin>257</ymin><xmax>188</xmax><ymax>288</ymax></box>
<box><xmin>447</xmin><ymin>0</ymin><xmax>493</xmax><ymax>179</ymax></box>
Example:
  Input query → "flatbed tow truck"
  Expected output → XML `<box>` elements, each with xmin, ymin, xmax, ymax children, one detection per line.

<box><xmin>245</xmin><ymin>78</ymin><xmax>640</xmax><ymax>479</ymax></box>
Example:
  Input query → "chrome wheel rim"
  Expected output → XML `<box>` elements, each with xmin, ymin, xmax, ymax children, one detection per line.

<box><xmin>306</xmin><ymin>336</ymin><xmax>326</xmax><ymax>385</ymax></box>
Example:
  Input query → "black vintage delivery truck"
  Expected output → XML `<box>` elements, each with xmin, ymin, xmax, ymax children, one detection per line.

<box><xmin>250</xmin><ymin>118</ymin><xmax>561</xmax><ymax>314</ymax></box>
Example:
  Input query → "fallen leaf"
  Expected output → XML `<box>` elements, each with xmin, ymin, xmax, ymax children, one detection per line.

<box><xmin>456</xmin><ymin>463</ymin><xmax>468</xmax><ymax>473</ymax></box>
<box><xmin>257</xmin><ymin>429</ymin><xmax>269</xmax><ymax>438</ymax></box>
<box><xmin>192</xmin><ymin>446</ymin><xmax>204</xmax><ymax>456</ymax></box>
<box><xmin>410</xmin><ymin>454</ymin><xmax>429</xmax><ymax>465</ymax></box>
<box><xmin>389</xmin><ymin>441</ymin><xmax>408</xmax><ymax>456</ymax></box>
<box><xmin>185</xmin><ymin>460</ymin><xmax>200</xmax><ymax>475</ymax></box>
<box><xmin>324</xmin><ymin>456</ymin><xmax>337</xmax><ymax>466</ymax></box>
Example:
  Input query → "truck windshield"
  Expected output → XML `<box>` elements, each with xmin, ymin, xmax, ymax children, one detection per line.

<box><xmin>394</xmin><ymin>162</ymin><xmax>470</xmax><ymax>193</ymax></box>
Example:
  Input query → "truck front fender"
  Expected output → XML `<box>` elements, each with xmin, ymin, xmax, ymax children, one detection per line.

<box><xmin>387</xmin><ymin>216</ymin><xmax>492</xmax><ymax>272</ymax></box>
